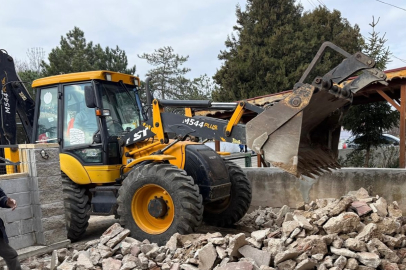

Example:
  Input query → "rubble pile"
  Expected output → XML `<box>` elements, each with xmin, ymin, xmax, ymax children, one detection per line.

<box><xmin>28</xmin><ymin>188</ymin><xmax>406</xmax><ymax>270</ymax></box>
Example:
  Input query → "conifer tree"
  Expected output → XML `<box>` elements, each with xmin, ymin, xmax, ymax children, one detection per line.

<box><xmin>138</xmin><ymin>46</ymin><xmax>213</xmax><ymax>100</ymax></box>
<box><xmin>213</xmin><ymin>0</ymin><xmax>303</xmax><ymax>101</ymax></box>
<box><xmin>295</xmin><ymin>7</ymin><xmax>363</xmax><ymax>83</ymax></box>
<box><xmin>42</xmin><ymin>27</ymin><xmax>135</xmax><ymax>76</ymax></box>
<box><xmin>342</xmin><ymin>17</ymin><xmax>398</xmax><ymax>167</ymax></box>
<box><xmin>213</xmin><ymin>3</ymin><xmax>362</xmax><ymax>101</ymax></box>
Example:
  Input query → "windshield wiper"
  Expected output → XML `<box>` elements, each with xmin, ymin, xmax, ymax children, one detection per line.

<box><xmin>119</xmin><ymin>81</ymin><xmax>147</xmax><ymax>120</ymax></box>
<box><xmin>119</xmin><ymin>81</ymin><xmax>137</xmax><ymax>103</ymax></box>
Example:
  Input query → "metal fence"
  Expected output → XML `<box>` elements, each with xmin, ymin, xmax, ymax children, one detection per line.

<box><xmin>223</xmin><ymin>153</ymin><xmax>254</xmax><ymax>167</ymax></box>
<box><xmin>223</xmin><ymin>152</ymin><xmax>271</xmax><ymax>168</ymax></box>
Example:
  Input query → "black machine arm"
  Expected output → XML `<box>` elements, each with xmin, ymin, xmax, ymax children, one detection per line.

<box><xmin>123</xmin><ymin>104</ymin><xmax>249</xmax><ymax>147</ymax></box>
<box><xmin>0</xmin><ymin>50</ymin><xmax>35</xmax><ymax>144</ymax></box>
<box><xmin>126</xmin><ymin>42</ymin><xmax>388</xmax><ymax>179</ymax></box>
<box><xmin>295</xmin><ymin>42</ymin><xmax>387</xmax><ymax>100</ymax></box>
<box><xmin>161</xmin><ymin>113</ymin><xmax>247</xmax><ymax>144</ymax></box>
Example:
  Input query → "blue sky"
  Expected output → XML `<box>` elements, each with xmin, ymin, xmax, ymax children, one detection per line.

<box><xmin>1</xmin><ymin>0</ymin><xmax>405</xmax><ymax>80</ymax></box>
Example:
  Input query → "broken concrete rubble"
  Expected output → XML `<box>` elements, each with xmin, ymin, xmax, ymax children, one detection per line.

<box><xmin>19</xmin><ymin>188</ymin><xmax>406</xmax><ymax>269</ymax></box>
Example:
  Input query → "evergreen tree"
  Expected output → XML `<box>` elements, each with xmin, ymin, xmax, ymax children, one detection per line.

<box><xmin>42</xmin><ymin>27</ymin><xmax>135</xmax><ymax>76</ymax></box>
<box><xmin>295</xmin><ymin>7</ymin><xmax>363</xmax><ymax>83</ymax></box>
<box><xmin>139</xmin><ymin>46</ymin><xmax>212</xmax><ymax>100</ymax></box>
<box><xmin>104</xmin><ymin>46</ymin><xmax>135</xmax><ymax>74</ymax></box>
<box><xmin>212</xmin><ymin>2</ymin><xmax>362</xmax><ymax>101</ymax></box>
<box><xmin>213</xmin><ymin>0</ymin><xmax>303</xmax><ymax>101</ymax></box>
<box><xmin>172</xmin><ymin>74</ymin><xmax>213</xmax><ymax>100</ymax></box>
<box><xmin>342</xmin><ymin>17</ymin><xmax>398</xmax><ymax>167</ymax></box>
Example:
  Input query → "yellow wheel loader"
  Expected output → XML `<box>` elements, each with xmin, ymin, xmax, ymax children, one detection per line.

<box><xmin>0</xmin><ymin>42</ymin><xmax>387</xmax><ymax>244</ymax></box>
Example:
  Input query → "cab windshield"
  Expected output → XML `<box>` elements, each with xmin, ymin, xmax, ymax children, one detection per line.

<box><xmin>97</xmin><ymin>81</ymin><xmax>143</xmax><ymax>136</ymax></box>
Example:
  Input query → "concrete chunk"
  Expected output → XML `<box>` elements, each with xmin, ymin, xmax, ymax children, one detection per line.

<box><xmin>333</xmin><ymin>255</ymin><xmax>347</xmax><ymax>270</ymax></box>
<box><xmin>276</xmin><ymin>259</ymin><xmax>296</xmax><ymax>270</ymax></box>
<box><xmin>282</xmin><ymin>221</ymin><xmax>300</xmax><ymax>237</ymax></box>
<box><xmin>329</xmin><ymin>196</ymin><xmax>354</xmax><ymax>217</ymax></box>
<box><xmin>356</xmin><ymin>223</ymin><xmax>377</xmax><ymax>242</ymax></box>
<box><xmin>251</xmin><ymin>228</ymin><xmax>270</xmax><ymax>242</ymax></box>
<box><xmin>216</xmin><ymin>261</ymin><xmax>254</xmax><ymax>270</ymax></box>
<box><xmin>101</xmin><ymin>257</ymin><xmax>122</xmax><ymax>270</ymax></box>
<box><xmin>372</xmin><ymin>197</ymin><xmax>388</xmax><ymax>217</ymax></box>
<box><xmin>239</xmin><ymin>245</ymin><xmax>271</xmax><ymax>267</ymax></box>
<box><xmin>166</xmin><ymin>233</ymin><xmax>180</xmax><ymax>252</ymax></box>
<box><xmin>99</xmin><ymin>223</ymin><xmax>124</xmax><ymax>245</ymax></box>
<box><xmin>388</xmin><ymin>202</ymin><xmax>403</xmax><ymax>218</ymax></box>
<box><xmin>275</xmin><ymin>205</ymin><xmax>291</xmax><ymax>226</ymax></box>
<box><xmin>345</xmin><ymin>258</ymin><xmax>358</xmax><ymax>270</ymax></box>
<box><xmin>198</xmin><ymin>243</ymin><xmax>217</xmax><ymax>270</ymax></box>
<box><xmin>344</xmin><ymin>238</ymin><xmax>367</xmax><ymax>252</ymax></box>
<box><xmin>293</xmin><ymin>214</ymin><xmax>313</xmax><ymax>230</ymax></box>
<box><xmin>274</xmin><ymin>250</ymin><xmax>301</xmax><ymax>264</ymax></box>
<box><xmin>330</xmin><ymin>247</ymin><xmax>358</xmax><ymax>258</ymax></box>
<box><xmin>357</xmin><ymin>252</ymin><xmax>381</xmax><ymax>268</ymax></box>
<box><xmin>368</xmin><ymin>238</ymin><xmax>400</xmax><ymax>263</ymax></box>
<box><xmin>323</xmin><ymin>212</ymin><xmax>360</xmax><ymax>234</ymax></box>
<box><xmin>226</xmin><ymin>233</ymin><xmax>247</xmax><ymax>258</ymax></box>
<box><xmin>76</xmin><ymin>252</ymin><xmax>93</xmax><ymax>269</ymax></box>
<box><xmin>106</xmin><ymin>229</ymin><xmax>131</xmax><ymax>248</ymax></box>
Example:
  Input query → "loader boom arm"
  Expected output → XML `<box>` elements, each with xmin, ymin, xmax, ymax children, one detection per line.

<box><xmin>129</xmin><ymin>42</ymin><xmax>388</xmax><ymax>178</ymax></box>
<box><xmin>0</xmin><ymin>50</ymin><xmax>35</xmax><ymax>144</ymax></box>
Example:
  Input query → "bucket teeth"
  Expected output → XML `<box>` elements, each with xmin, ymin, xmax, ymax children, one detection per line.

<box><xmin>249</xmin><ymin>80</ymin><xmax>349</xmax><ymax>178</ymax></box>
<box><xmin>314</xmin><ymin>167</ymin><xmax>326</xmax><ymax>174</ymax></box>
<box><xmin>296</xmin><ymin>147</ymin><xmax>339</xmax><ymax>177</ymax></box>
<box><xmin>322</xmin><ymin>166</ymin><xmax>334</xmax><ymax>173</ymax></box>
<box><xmin>302</xmin><ymin>172</ymin><xmax>315</xmax><ymax>178</ymax></box>
<box><xmin>309</xmin><ymin>169</ymin><xmax>322</xmax><ymax>177</ymax></box>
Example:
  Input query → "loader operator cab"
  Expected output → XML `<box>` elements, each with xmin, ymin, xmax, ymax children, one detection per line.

<box><xmin>32</xmin><ymin>71</ymin><xmax>143</xmax><ymax>168</ymax></box>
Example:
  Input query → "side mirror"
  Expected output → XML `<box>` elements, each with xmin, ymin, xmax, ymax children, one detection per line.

<box><xmin>394</xmin><ymin>141</ymin><xmax>399</xmax><ymax>146</ymax></box>
<box><xmin>84</xmin><ymin>86</ymin><xmax>96</xmax><ymax>108</ymax></box>
<box><xmin>93</xmin><ymin>133</ymin><xmax>102</xmax><ymax>144</ymax></box>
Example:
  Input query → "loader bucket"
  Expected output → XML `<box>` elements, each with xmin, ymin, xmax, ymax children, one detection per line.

<box><xmin>246</xmin><ymin>84</ymin><xmax>349</xmax><ymax>178</ymax></box>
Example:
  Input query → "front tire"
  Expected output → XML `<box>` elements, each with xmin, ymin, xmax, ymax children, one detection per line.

<box><xmin>117</xmin><ymin>163</ymin><xmax>203</xmax><ymax>245</ymax></box>
<box><xmin>62</xmin><ymin>175</ymin><xmax>91</xmax><ymax>241</ymax></box>
<box><xmin>203</xmin><ymin>160</ymin><xmax>252</xmax><ymax>227</ymax></box>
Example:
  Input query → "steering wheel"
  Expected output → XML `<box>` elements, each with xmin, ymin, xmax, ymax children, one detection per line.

<box><xmin>106</xmin><ymin>119</ymin><xmax>124</xmax><ymax>133</ymax></box>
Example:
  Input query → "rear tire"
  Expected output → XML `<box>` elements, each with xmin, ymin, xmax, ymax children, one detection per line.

<box><xmin>203</xmin><ymin>160</ymin><xmax>252</xmax><ymax>227</ymax></box>
<box><xmin>62</xmin><ymin>175</ymin><xmax>91</xmax><ymax>241</ymax></box>
<box><xmin>117</xmin><ymin>163</ymin><xmax>203</xmax><ymax>245</ymax></box>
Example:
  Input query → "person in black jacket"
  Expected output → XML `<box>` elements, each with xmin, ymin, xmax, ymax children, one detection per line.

<box><xmin>0</xmin><ymin>188</ymin><xmax>21</xmax><ymax>270</ymax></box>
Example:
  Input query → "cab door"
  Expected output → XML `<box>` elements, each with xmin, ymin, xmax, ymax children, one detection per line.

<box><xmin>59</xmin><ymin>82</ymin><xmax>121</xmax><ymax>184</ymax></box>
<box><xmin>61</xmin><ymin>83</ymin><xmax>102</xmax><ymax>164</ymax></box>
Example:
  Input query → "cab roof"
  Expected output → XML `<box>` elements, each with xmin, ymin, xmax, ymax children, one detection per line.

<box><xmin>32</xmin><ymin>71</ymin><xmax>140</xmax><ymax>88</ymax></box>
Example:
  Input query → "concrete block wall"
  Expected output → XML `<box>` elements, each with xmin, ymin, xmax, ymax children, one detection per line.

<box><xmin>0</xmin><ymin>174</ymin><xmax>35</xmax><ymax>250</ymax></box>
<box><xmin>244</xmin><ymin>167</ymin><xmax>406</xmax><ymax>213</ymax></box>
<box><xmin>0</xmin><ymin>144</ymin><xmax>68</xmax><ymax>250</ymax></box>
<box><xmin>25</xmin><ymin>145</ymin><xmax>67</xmax><ymax>246</ymax></box>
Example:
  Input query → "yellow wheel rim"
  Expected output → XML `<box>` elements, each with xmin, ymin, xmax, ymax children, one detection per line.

<box><xmin>131</xmin><ymin>184</ymin><xmax>175</xmax><ymax>234</ymax></box>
